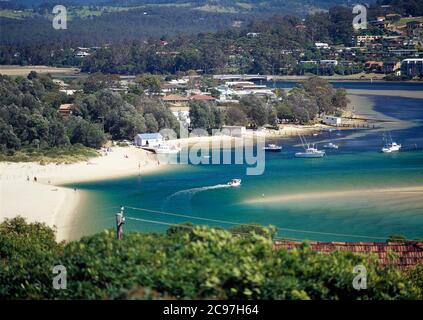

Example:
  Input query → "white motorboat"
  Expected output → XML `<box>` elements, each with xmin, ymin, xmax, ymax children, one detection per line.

<box><xmin>295</xmin><ymin>146</ymin><xmax>325</xmax><ymax>158</ymax></box>
<box><xmin>227</xmin><ymin>179</ymin><xmax>242</xmax><ymax>187</ymax></box>
<box><xmin>381</xmin><ymin>134</ymin><xmax>401</xmax><ymax>153</ymax></box>
<box><xmin>263</xmin><ymin>144</ymin><xmax>282</xmax><ymax>152</ymax></box>
<box><xmin>382</xmin><ymin>142</ymin><xmax>401</xmax><ymax>153</ymax></box>
<box><xmin>323</xmin><ymin>142</ymin><xmax>339</xmax><ymax>149</ymax></box>
<box><xmin>295</xmin><ymin>134</ymin><xmax>325</xmax><ymax>158</ymax></box>
<box><xmin>154</xmin><ymin>144</ymin><xmax>181</xmax><ymax>154</ymax></box>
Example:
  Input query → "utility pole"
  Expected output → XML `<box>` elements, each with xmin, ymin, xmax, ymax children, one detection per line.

<box><xmin>116</xmin><ymin>206</ymin><xmax>125</xmax><ymax>240</ymax></box>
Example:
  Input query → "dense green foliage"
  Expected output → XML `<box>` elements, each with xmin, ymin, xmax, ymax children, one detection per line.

<box><xmin>1</xmin><ymin>4</ymin><xmax>355</xmax><ymax>74</ymax></box>
<box><xmin>0</xmin><ymin>73</ymin><xmax>179</xmax><ymax>155</ymax></box>
<box><xmin>375</xmin><ymin>0</ymin><xmax>423</xmax><ymax>16</ymax></box>
<box><xmin>1</xmin><ymin>0</ymin><xmax>419</xmax><ymax>76</ymax></box>
<box><xmin>189</xmin><ymin>101</ymin><xmax>225</xmax><ymax>133</ymax></box>
<box><xmin>0</xmin><ymin>73</ymin><xmax>74</xmax><ymax>153</ymax></box>
<box><xmin>0</xmin><ymin>144</ymin><xmax>99</xmax><ymax>164</ymax></box>
<box><xmin>78</xmin><ymin>9</ymin><xmax>355</xmax><ymax>75</ymax></box>
<box><xmin>0</xmin><ymin>217</ymin><xmax>422</xmax><ymax>300</ymax></box>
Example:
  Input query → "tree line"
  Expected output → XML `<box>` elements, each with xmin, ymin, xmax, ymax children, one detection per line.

<box><xmin>0</xmin><ymin>217</ymin><xmax>421</xmax><ymax>299</ymax></box>
<box><xmin>1</xmin><ymin>5</ymin><xmax>356</xmax><ymax>74</ymax></box>
<box><xmin>0</xmin><ymin>72</ymin><xmax>179</xmax><ymax>155</ymax></box>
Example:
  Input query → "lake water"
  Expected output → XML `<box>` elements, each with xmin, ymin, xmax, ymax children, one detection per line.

<box><xmin>67</xmin><ymin>83</ymin><xmax>423</xmax><ymax>242</ymax></box>
<box><xmin>261</xmin><ymin>80</ymin><xmax>423</xmax><ymax>91</ymax></box>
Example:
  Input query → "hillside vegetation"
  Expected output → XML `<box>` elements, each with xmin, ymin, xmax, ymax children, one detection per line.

<box><xmin>0</xmin><ymin>217</ymin><xmax>422</xmax><ymax>300</ymax></box>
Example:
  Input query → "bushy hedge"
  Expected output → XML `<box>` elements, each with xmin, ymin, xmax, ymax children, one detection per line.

<box><xmin>0</xmin><ymin>218</ymin><xmax>421</xmax><ymax>300</ymax></box>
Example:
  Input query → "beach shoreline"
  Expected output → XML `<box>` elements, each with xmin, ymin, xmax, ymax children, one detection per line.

<box><xmin>1</xmin><ymin>88</ymin><xmax>421</xmax><ymax>241</ymax></box>
<box><xmin>0</xmin><ymin>146</ymin><xmax>165</xmax><ymax>241</ymax></box>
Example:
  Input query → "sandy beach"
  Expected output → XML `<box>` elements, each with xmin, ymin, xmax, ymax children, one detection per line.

<box><xmin>0</xmin><ymin>146</ymin><xmax>164</xmax><ymax>241</ymax></box>
<box><xmin>243</xmin><ymin>185</ymin><xmax>423</xmax><ymax>207</ymax></box>
<box><xmin>341</xmin><ymin>89</ymin><xmax>423</xmax><ymax>141</ymax></box>
<box><xmin>0</xmin><ymin>136</ymin><xmax>256</xmax><ymax>240</ymax></box>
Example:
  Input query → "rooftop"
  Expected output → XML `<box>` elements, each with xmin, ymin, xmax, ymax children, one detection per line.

<box><xmin>58</xmin><ymin>103</ymin><xmax>75</xmax><ymax>111</ymax></box>
<box><xmin>189</xmin><ymin>94</ymin><xmax>216</xmax><ymax>101</ymax></box>
<box><xmin>162</xmin><ymin>94</ymin><xmax>190</xmax><ymax>102</ymax></box>
<box><xmin>136</xmin><ymin>133</ymin><xmax>163</xmax><ymax>139</ymax></box>
<box><xmin>274</xmin><ymin>241</ymin><xmax>423</xmax><ymax>268</ymax></box>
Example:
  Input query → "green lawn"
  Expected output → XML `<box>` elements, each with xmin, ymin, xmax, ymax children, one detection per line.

<box><xmin>395</xmin><ymin>16</ymin><xmax>423</xmax><ymax>27</ymax></box>
<box><xmin>0</xmin><ymin>9</ymin><xmax>34</xmax><ymax>19</ymax></box>
<box><xmin>0</xmin><ymin>144</ymin><xmax>99</xmax><ymax>164</ymax></box>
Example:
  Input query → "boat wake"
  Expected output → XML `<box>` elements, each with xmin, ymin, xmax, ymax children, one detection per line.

<box><xmin>167</xmin><ymin>184</ymin><xmax>230</xmax><ymax>201</ymax></box>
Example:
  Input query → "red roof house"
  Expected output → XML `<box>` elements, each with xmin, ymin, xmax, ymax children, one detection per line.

<box><xmin>189</xmin><ymin>94</ymin><xmax>216</xmax><ymax>101</ymax></box>
<box><xmin>274</xmin><ymin>241</ymin><xmax>423</xmax><ymax>269</ymax></box>
<box><xmin>58</xmin><ymin>104</ymin><xmax>75</xmax><ymax>116</ymax></box>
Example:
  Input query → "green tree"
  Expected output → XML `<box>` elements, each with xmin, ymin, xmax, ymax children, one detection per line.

<box><xmin>135</xmin><ymin>74</ymin><xmax>161</xmax><ymax>94</ymax></box>
<box><xmin>0</xmin><ymin>217</ymin><xmax>63</xmax><ymax>299</ymax></box>
<box><xmin>225</xmin><ymin>107</ymin><xmax>248</xmax><ymax>126</ymax></box>
<box><xmin>0</xmin><ymin>219</ymin><xmax>422</xmax><ymax>300</ymax></box>
<box><xmin>66</xmin><ymin>116</ymin><xmax>106</xmax><ymax>148</ymax></box>
<box><xmin>144</xmin><ymin>113</ymin><xmax>159</xmax><ymax>133</ymax></box>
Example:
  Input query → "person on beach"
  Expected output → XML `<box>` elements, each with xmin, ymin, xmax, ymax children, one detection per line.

<box><xmin>33</xmin><ymin>176</ymin><xmax>37</xmax><ymax>182</ymax></box>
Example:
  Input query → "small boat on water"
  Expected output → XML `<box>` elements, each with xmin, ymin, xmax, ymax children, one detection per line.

<box><xmin>382</xmin><ymin>142</ymin><xmax>401</xmax><ymax>153</ymax></box>
<box><xmin>295</xmin><ymin>134</ymin><xmax>325</xmax><ymax>158</ymax></box>
<box><xmin>295</xmin><ymin>146</ymin><xmax>325</xmax><ymax>158</ymax></box>
<box><xmin>323</xmin><ymin>142</ymin><xmax>339</xmax><ymax>149</ymax></box>
<box><xmin>154</xmin><ymin>144</ymin><xmax>181</xmax><ymax>154</ymax></box>
<box><xmin>381</xmin><ymin>133</ymin><xmax>401</xmax><ymax>153</ymax></box>
<box><xmin>227</xmin><ymin>179</ymin><xmax>242</xmax><ymax>187</ymax></box>
<box><xmin>263</xmin><ymin>144</ymin><xmax>282</xmax><ymax>152</ymax></box>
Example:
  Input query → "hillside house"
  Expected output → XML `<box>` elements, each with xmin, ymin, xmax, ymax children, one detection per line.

<box><xmin>322</xmin><ymin>115</ymin><xmax>342</xmax><ymax>126</ymax></box>
<box><xmin>134</xmin><ymin>133</ymin><xmax>163</xmax><ymax>147</ymax></box>
<box><xmin>58</xmin><ymin>104</ymin><xmax>75</xmax><ymax>116</ymax></box>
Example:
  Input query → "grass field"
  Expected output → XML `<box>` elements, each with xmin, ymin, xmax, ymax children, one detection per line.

<box><xmin>0</xmin><ymin>65</ymin><xmax>80</xmax><ymax>77</ymax></box>
<box><xmin>394</xmin><ymin>16</ymin><xmax>423</xmax><ymax>27</ymax></box>
<box><xmin>0</xmin><ymin>145</ymin><xmax>99</xmax><ymax>164</ymax></box>
<box><xmin>0</xmin><ymin>9</ymin><xmax>34</xmax><ymax>19</ymax></box>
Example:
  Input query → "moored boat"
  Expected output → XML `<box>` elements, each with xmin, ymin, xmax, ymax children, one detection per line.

<box><xmin>295</xmin><ymin>134</ymin><xmax>325</xmax><ymax>158</ymax></box>
<box><xmin>295</xmin><ymin>147</ymin><xmax>325</xmax><ymax>158</ymax></box>
<box><xmin>263</xmin><ymin>144</ymin><xmax>282</xmax><ymax>152</ymax></box>
<box><xmin>323</xmin><ymin>142</ymin><xmax>339</xmax><ymax>149</ymax></box>
<box><xmin>381</xmin><ymin>133</ymin><xmax>401</xmax><ymax>153</ymax></box>
<box><xmin>382</xmin><ymin>142</ymin><xmax>401</xmax><ymax>153</ymax></box>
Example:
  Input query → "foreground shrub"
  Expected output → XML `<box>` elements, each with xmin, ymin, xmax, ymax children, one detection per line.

<box><xmin>0</xmin><ymin>218</ymin><xmax>421</xmax><ymax>300</ymax></box>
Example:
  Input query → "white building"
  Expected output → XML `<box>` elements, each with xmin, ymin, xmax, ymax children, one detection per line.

<box><xmin>218</xmin><ymin>82</ymin><xmax>275</xmax><ymax>99</ymax></box>
<box><xmin>320</xmin><ymin>60</ymin><xmax>338</xmax><ymax>66</ymax></box>
<box><xmin>75</xmin><ymin>51</ymin><xmax>91</xmax><ymax>58</ymax></box>
<box><xmin>322</xmin><ymin>116</ymin><xmax>342</xmax><ymax>126</ymax></box>
<box><xmin>172</xmin><ymin>110</ymin><xmax>191</xmax><ymax>128</ymax></box>
<box><xmin>315</xmin><ymin>42</ymin><xmax>330</xmax><ymax>49</ymax></box>
<box><xmin>59</xmin><ymin>89</ymin><xmax>78</xmax><ymax>95</ymax></box>
<box><xmin>134</xmin><ymin>133</ymin><xmax>163</xmax><ymax>147</ymax></box>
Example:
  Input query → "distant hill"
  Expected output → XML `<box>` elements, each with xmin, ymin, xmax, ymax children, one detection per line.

<box><xmin>8</xmin><ymin>0</ymin><xmax>353</xmax><ymax>15</ymax></box>
<box><xmin>0</xmin><ymin>0</ymin><xmax>368</xmax><ymax>49</ymax></box>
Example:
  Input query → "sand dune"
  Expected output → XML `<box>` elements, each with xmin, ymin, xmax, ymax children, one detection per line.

<box><xmin>244</xmin><ymin>186</ymin><xmax>423</xmax><ymax>205</ymax></box>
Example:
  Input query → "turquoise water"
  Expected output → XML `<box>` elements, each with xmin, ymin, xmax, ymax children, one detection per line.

<box><xmin>68</xmin><ymin>88</ymin><xmax>423</xmax><ymax>242</ymax></box>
